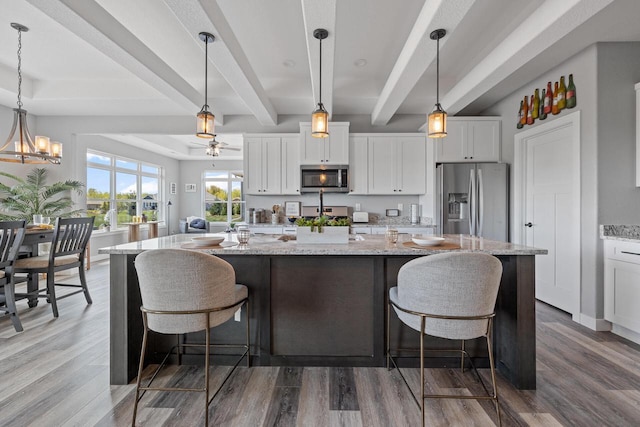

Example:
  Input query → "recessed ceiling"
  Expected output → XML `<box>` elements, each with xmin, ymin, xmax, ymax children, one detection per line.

<box><xmin>1</xmin><ymin>0</ymin><xmax>640</xmax><ymax>159</ymax></box>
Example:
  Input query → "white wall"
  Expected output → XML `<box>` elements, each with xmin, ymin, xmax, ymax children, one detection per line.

<box><xmin>481</xmin><ymin>42</ymin><xmax>640</xmax><ymax>322</ymax></box>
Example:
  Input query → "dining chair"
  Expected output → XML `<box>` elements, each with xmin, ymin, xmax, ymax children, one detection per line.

<box><xmin>132</xmin><ymin>249</ymin><xmax>250</xmax><ymax>427</ymax></box>
<box><xmin>0</xmin><ymin>220</ymin><xmax>27</xmax><ymax>332</ymax></box>
<box><xmin>13</xmin><ymin>217</ymin><xmax>94</xmax><ymax>318</ymax></box>
<box><xmin>387</xmin><ymin>252</ymin><xmax>503</xmax><ymax>427</ymax></box>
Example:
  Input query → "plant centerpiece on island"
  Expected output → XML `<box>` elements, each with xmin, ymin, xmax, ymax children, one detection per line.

<box><xmin>295</xmin><ymin>215</ymin><xmax>351</xmax><ymax>244</ymax></box>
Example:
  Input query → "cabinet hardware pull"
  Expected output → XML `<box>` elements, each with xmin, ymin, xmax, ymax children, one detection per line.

<box><xmin>525</xmin><ymin>222</ymin><xmax>533</xmax><ymax>227</ymax></box>
<box><xmin>621</xmin><ymin>251</ymin><xmax>640</xmax><ymax>256</ymax></box>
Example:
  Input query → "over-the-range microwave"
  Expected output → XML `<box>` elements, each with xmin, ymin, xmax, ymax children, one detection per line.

<box><xmin>300</xmin><ymin>165</ymin><xmax>349</xmax><ymax>193</ymax></box>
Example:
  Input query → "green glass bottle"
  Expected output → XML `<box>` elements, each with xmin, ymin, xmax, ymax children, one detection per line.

<box><xmin>566</xmin><ymin>74</ymin><xmax>576</xmax><ymax>109</ymax></box>
<box><xmin>539</xmin><ymin>88</ymin><xmax>547</xmax><ymax>120</ymax></box>
<box><xmin>517</xmin><ymin>100</ymin><xmax>524</xmax><ymax>129</ymax></box>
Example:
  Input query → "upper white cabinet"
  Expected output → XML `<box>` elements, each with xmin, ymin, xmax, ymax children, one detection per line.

<box><xmin>300</xmin><ymin>122</ymin><xmax>349</xmax><ymax>165</ymax></box>
<box><xmin>348</xmin><ymin>136</ymin><xmax>368</xmax><ymax>194</ymax></box>
<box><xmin>435</xmin><ymin>118</ymin><xmax>501</xmax><ymax>163</ymax></box>
<box><xmin>281</xmin><ymin>136</ymin><xmax>300</xmax><ymax>195</ymax></box>
<box><xmin>349</xmin><ymin>134</ymin><xmax>426</xmax><ymax>195</ymax></box>
<box><xmin>244</xmin><ymin>134</ymin><xmax>300</xmax><ymax>195</ymax></box>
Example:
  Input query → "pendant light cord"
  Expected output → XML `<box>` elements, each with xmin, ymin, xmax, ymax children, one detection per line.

<box><xmin>319</xmin><ymin>36</ymin><xmax>322</xmax><ymax>105</ymax></box>
<box><xmin>17</xmin><ymin>27</ymin><xmax>23</xmax><ymax>109</ymax></box>
<box><xmin>435</xmin><ymin>34</ymin><xmax>439</xmax><ymax>105</ymax></box>
<box><xmin>203</xmin><ymin>36</ymin><xmax>208</xmax><ymax>108</ymax></box>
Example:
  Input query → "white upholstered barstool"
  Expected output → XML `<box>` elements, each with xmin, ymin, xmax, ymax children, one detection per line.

<box><xmin>132</xmin><ymin>249</ymin><xmax>249</xmax><ymax>427</ymax></box>
<box><xmin>387</xmin><ymin>252</ymin><xmax>503</xmax><ymax>427</ymax></box>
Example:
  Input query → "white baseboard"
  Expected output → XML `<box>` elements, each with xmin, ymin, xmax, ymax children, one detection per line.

<box><xmin>611</xmin><ymin>324</ymin><xmax>640</xmax><ymax>345</ymax></box>
<box><xmin>577</xmin><ymin>313</ymin><xmax>612</xmax><ymax>331</ymax></box>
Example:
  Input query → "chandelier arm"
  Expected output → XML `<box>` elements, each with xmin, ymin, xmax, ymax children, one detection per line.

<box><xmin>2</xmin><ymin>113</ymin><xmax>19</xmax><ymax>149</ymax></box>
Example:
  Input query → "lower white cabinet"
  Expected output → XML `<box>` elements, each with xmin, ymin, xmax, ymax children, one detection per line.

<box><xmin>604</xmin><ymin>240</ymin><xmax>640</xmax><ymax>334</ymax></box>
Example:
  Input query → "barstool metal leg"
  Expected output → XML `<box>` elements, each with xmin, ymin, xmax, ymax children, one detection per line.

<box><xmin>486</xmin><ymin>329</ymin><xmax>502</xmax><ymax>426</ymax></box>
<box><xmin>246</xmin><ymin>300</ymin><xmax>251</xmax><ymax>368</ymax></box>
<box><xmin>204</xmin><ymin>315</ymin><xmax>211</xmax><ymax>427</ymax></box>
<box><xmin>132</xmin><ymin>314</ymin><xmax>149</xmax><ymax>427</ymax></box>
<box><xmin>420</xmin><ymin>316</ymin><xmax>425</xmax><ymax>427</ymax></box>
<box><xmin>386</xmin><ymin>301</ymin><xmax>391</xmax><ymax>370</ymax></box>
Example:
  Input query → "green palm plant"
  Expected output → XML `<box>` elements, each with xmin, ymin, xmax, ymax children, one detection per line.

<box><xmin>0</xmin><ymin>168</ymin><xmax>85</xmax><ymax>222</ymax></box>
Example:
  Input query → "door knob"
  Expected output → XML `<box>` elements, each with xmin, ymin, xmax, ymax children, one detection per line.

<box><xmin>525</xmin><ymin>222</ymin><xmax>533</xmax><ymax>227</ymax></box>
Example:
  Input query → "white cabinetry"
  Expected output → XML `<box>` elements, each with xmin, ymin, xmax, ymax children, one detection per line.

<box><xmin>300</xmin><ymin>122</ymin><xmax>349</xmax><ymax>165</ymax></box>
<box><xmin>368</xmin><ymin>135</ymin><xmax>426</xmax><ymax>195</ymax></box>
<box><xmin>435</xmin><ymin>118</ymin><xmax>500</xmax><ymax>163</ymax></box>
<box><xmin>349</xmin><ymin>136</ymin><xmax>368</xmax><ymax>194</ymax></box>
<box><xmin>244</xmin><ymin>134</ymin><xmax>299</xmax><ymax>195</ymax></box>
<box><xmin>604</xmin><ymin>239</ymin><xmax>640</xmax><ymax>340</ymax></box>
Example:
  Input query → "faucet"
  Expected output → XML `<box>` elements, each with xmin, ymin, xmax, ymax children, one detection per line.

<box><xmin>319</xmin><ymin>189</ymin><xmax>324</xmax><ymax>217</ymax></box>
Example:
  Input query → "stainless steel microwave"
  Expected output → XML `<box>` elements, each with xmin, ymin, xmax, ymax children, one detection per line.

<box><xmin>300</xmin><ymin>165</ymin><xmax>349</xmax><ymax>193</ymax></box>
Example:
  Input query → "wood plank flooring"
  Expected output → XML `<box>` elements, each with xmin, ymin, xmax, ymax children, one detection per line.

<box><xmin>1</xmin><ymin>262</ymin><xmax>640</xmax><ymax>426</ymax></box>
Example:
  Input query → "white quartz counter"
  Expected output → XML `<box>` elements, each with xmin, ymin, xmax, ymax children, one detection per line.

<box><xmin>99</xmin><ymin>233</ymin><xmax>546</xmax><ymax>256</ymax></box>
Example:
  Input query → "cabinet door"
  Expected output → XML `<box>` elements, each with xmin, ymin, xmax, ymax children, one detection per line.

<box><xmin>368</xmin><ymin>137</ymin><xmax>396</xmax><ymax>194</ymax></box>
<box><xmin>349</xmin><ymin>136</ymin><xmax>368</xmax><ymax>194</ymax></box>
<box><xmin>325</xmin><ymin>125</ymin><xmax>349</xmax><ymax>164</ymax></box>
<box><xmin>435</xmin><ymin>121</ymin><xmax>468</xmax><ymax>162</ymax></box>
<box><xmin>281</xmin><ymin>136</ymin><xmax>300</xmax><ymax>195</ymax></box>
<box><xmin>605</xmin><ymin>259</ymin><xmax>640</xmax><ymax>332</ymax></box>
<box><xmin>262</xmin><ymin>138</ymin><xmax>281</xmax><ymax>194</ymax></box>
<box><xmin>244</xmin><ymin>137</ymin><xmax>264</xmax><ymax>195</ymax></box>
<box><xmin>397</xmin><ymin>137</ymin><xmax>426</xmax><ymax>194</ymax></box>
<box><xmin>300</xmin><ymin>125</ymin><xmax>326</xmax><ymax>164</ymax></box>
<box><xmin>468</xmin><ymin>120</ymin><xmax>500</xmax><ymax>161</ymax></box>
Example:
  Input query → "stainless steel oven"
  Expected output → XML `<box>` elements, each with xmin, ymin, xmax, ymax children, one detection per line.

<box><xmin>300</xmin><ymin>165</ymin><xmax>349</xmax><ymax>193</ymax></box>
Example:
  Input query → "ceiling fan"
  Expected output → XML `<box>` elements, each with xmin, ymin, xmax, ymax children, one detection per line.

<box><xmin>197</xmin><ymin>135</ymin><xmax>241</xmax><ymax>157</ymax></box>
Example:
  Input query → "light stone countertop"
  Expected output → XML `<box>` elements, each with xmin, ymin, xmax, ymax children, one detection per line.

<box><xmin>600</xmin><ymin>225</ymin><xmax>640</xmax><ymax>242</ymax></box>
<box><xmin>99</xmin><ymin>233</ymin><xmax>547</xmax><ymax>256</ymax></box>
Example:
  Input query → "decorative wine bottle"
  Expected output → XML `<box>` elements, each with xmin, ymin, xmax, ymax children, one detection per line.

<box><xmin>532</xmin><ymin>89</ymin><xmax>540</xmax><ymax>119</ymax></box>
<box><xmin>557</xmin><ymin>76</ymin><xmax>566</xmax><ymax>110</ymax></box>
<box><xmin>517</xmin><ymin>100</ymin><xmax>524</xmax><ymax>129</ymax></box>
<box><xmin>527</xmin><ymin>95</ymin><xmax>535</xmax><ymax>125</ymax></box>
<box><xmin>551</xmin><ymin>82</ymin><xmax>559</xmax><ymax>115</ymax></box>
<box><xmin>566</xmin><ymin>74</ymin><xmax>576</xmax><ymax>109</ymax></box>
<box><xmin>543</xmin><ymin>82</ymin><xmax>553</xmax><ymax>114</ymax></box>
<box><xmin>539</xmin><ymin>88</ymin><xmax>547</xmax><ymax>120</ymax></box>
<box><xmin>521</xmin><ymin>96</ymin><xmax>529</xmax><ymax>126</ymax></box>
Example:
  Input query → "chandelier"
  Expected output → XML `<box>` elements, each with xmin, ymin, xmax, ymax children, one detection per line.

<box><xmin>311</xmin><ymin>28</ymin><xmax>329</xmax><ymax>138</ymax></box>
<box><xmin>196</xmin><ymin>31</ymin><xmax>215</xmax><ymax>139</ymax></box>
<box><xmin>0</xmin><ymin>23</ymin><xmax>62</xmax><ymax>164</ymax></box>
<box><xmin>427</xmin><ymin>29</ymin><xmax>447</xmax><ymax>138</ymax></box>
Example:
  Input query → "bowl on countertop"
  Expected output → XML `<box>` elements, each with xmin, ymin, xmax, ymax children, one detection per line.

<box><xmin>411</xmin><ymin>236</ymin><xmax>445</xmax><ymax>246</ymax></box>
<box><xmin>191</xmin><ymin>236</ymin><xmax>225</xmax><ymax>246</ymax></box>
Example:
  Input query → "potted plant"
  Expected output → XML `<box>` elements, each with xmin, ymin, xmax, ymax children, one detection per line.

<box><xmin>0</xmin><ymin>168</ymin><xmax>85</xmax><ymax>222</ymax></box>
<box><xmin>295</xmin><ymin>216</ymin><xmax>351</xmax><ymax>244</ymax></box>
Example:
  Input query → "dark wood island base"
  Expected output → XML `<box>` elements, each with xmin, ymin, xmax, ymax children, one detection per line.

<box><xmin>102</xmin><ymin>234</ymin><xmax>544</xmax><ymax>390</ymax></box>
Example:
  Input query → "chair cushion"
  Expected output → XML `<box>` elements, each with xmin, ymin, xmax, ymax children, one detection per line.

<box><xmin>189</xmin><ymin>218</ymin><xmax>207</xmax><ymax>229</ymax></box>
<box><xmin>14</xmin><ymin>254</ymin><xmax>80</xmax><ymax>269</ymax></box>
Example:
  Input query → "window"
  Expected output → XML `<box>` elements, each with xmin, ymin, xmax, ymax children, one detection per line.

<box><xmin>203</xmin><ymin>171</ymin><xmax>244</xmax><ymax>223</ymax></box>
<box><xmin>86</xmin><ymin>150</ymin><xmax>162</xmax><ymax>230</ymax></box>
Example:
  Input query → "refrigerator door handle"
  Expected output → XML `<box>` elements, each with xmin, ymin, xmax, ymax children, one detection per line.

<box><xmin>468</xmin><ymin>169</ymin><xmax>475</xmax><ymax>235</ymax></box>
<box><xmin>478</xmin><ymin>169</ymin><xmax>484</xmax><ymax>237</ymax></box>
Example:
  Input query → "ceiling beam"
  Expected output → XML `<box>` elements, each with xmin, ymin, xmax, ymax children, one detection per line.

<box><xmin>371</xmin><ymin>0</ymin><xmax>476</xmax><ymax>126</ymax></box>
<box><xmin>437</xmin><ymin>0</ymin><xmax>615</xmax><ymax>119</ymax></box>
<box><xmin>301</xmin><ymin>0</ymin><xmax>337</xmax><ymax>119</ymax></box>
<box><xmin>164</xmin><ymin>0</ymin><xmax>278</xmax><ymax>126</ymax></box>
<box><xmin>26</xmin><ymin>0</ymin><xmax>223</xmax><ymax>123</ymax></box>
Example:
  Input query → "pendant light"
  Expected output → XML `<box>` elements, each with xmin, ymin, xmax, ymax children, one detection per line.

<box><xmin>196</xmin><ymin>32</ymin><xmax>215</xmax><ymax>139</ymax></box>
<box><xmin>311</xmin><ymin>28</ymin><xmax>329</xmax><ymax>138</ymax></box>
<box><xmin>428</xmin><ymin>29</ymin><xmax>447</xmax><ymax>138</ymax></box>
<box><xmin>0</xmin><ymin>23</ymin><xmax>62</xmax><ymax>164</ymax></box>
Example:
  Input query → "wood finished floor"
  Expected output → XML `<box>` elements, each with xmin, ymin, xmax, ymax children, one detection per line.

<box><xmin>1</xmin><ymin>262</ymin><xmax>640</xmax><ymax>426</ymax></box>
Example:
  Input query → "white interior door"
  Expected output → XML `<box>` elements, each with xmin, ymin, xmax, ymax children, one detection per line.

<box><xmin>514</xmin><ymin>112</ymin><xmax>581</xmax><ymax>316</ymax></box>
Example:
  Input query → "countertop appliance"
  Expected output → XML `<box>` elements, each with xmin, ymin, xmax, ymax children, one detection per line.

<box><xmin>436</xmin><ymin>163</ymin><xmax>509</xmax><ymax>241</ymax></box>
<box><xmin>352</xmin><ymin>212</ymin><xmax>369</xmax><ymax>223</ymax></box>
<box><xmin>300</xmin><ymin>165</ymin><xmax>349</xmax><ymax>193</ymax></box>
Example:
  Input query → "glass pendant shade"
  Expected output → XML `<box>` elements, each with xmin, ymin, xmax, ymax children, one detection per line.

<box><xmin>311</xmin><ymin>103</ymin><xmax>329</xmax><ymax>138</ymax></box>
<box><xmin>196</xmin><ymin>108</ymin><xmax>215</xmax><ymax>138</ymax></box>
<box><xmin>428</xmin><ymin>104</ymin><xmax>447</xmax><ymax>138</ymax></box>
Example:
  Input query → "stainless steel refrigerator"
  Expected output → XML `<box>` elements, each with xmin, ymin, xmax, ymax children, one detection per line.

<box><xmin>436</xmin><ymin>163</ymin><xmax>509</xmax><ymax>241</ymax></box>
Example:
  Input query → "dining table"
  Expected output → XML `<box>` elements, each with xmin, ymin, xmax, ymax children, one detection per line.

<box><xmin>20</xmin><ymin>227</ymin><xmax>54</xmax><ymax>307</ymax></box>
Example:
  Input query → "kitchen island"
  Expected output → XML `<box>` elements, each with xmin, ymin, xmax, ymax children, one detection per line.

<box><xmin>99</xmin><ymin>233</ymin><xmax>546</xmax><ymax>389</ymax></box>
